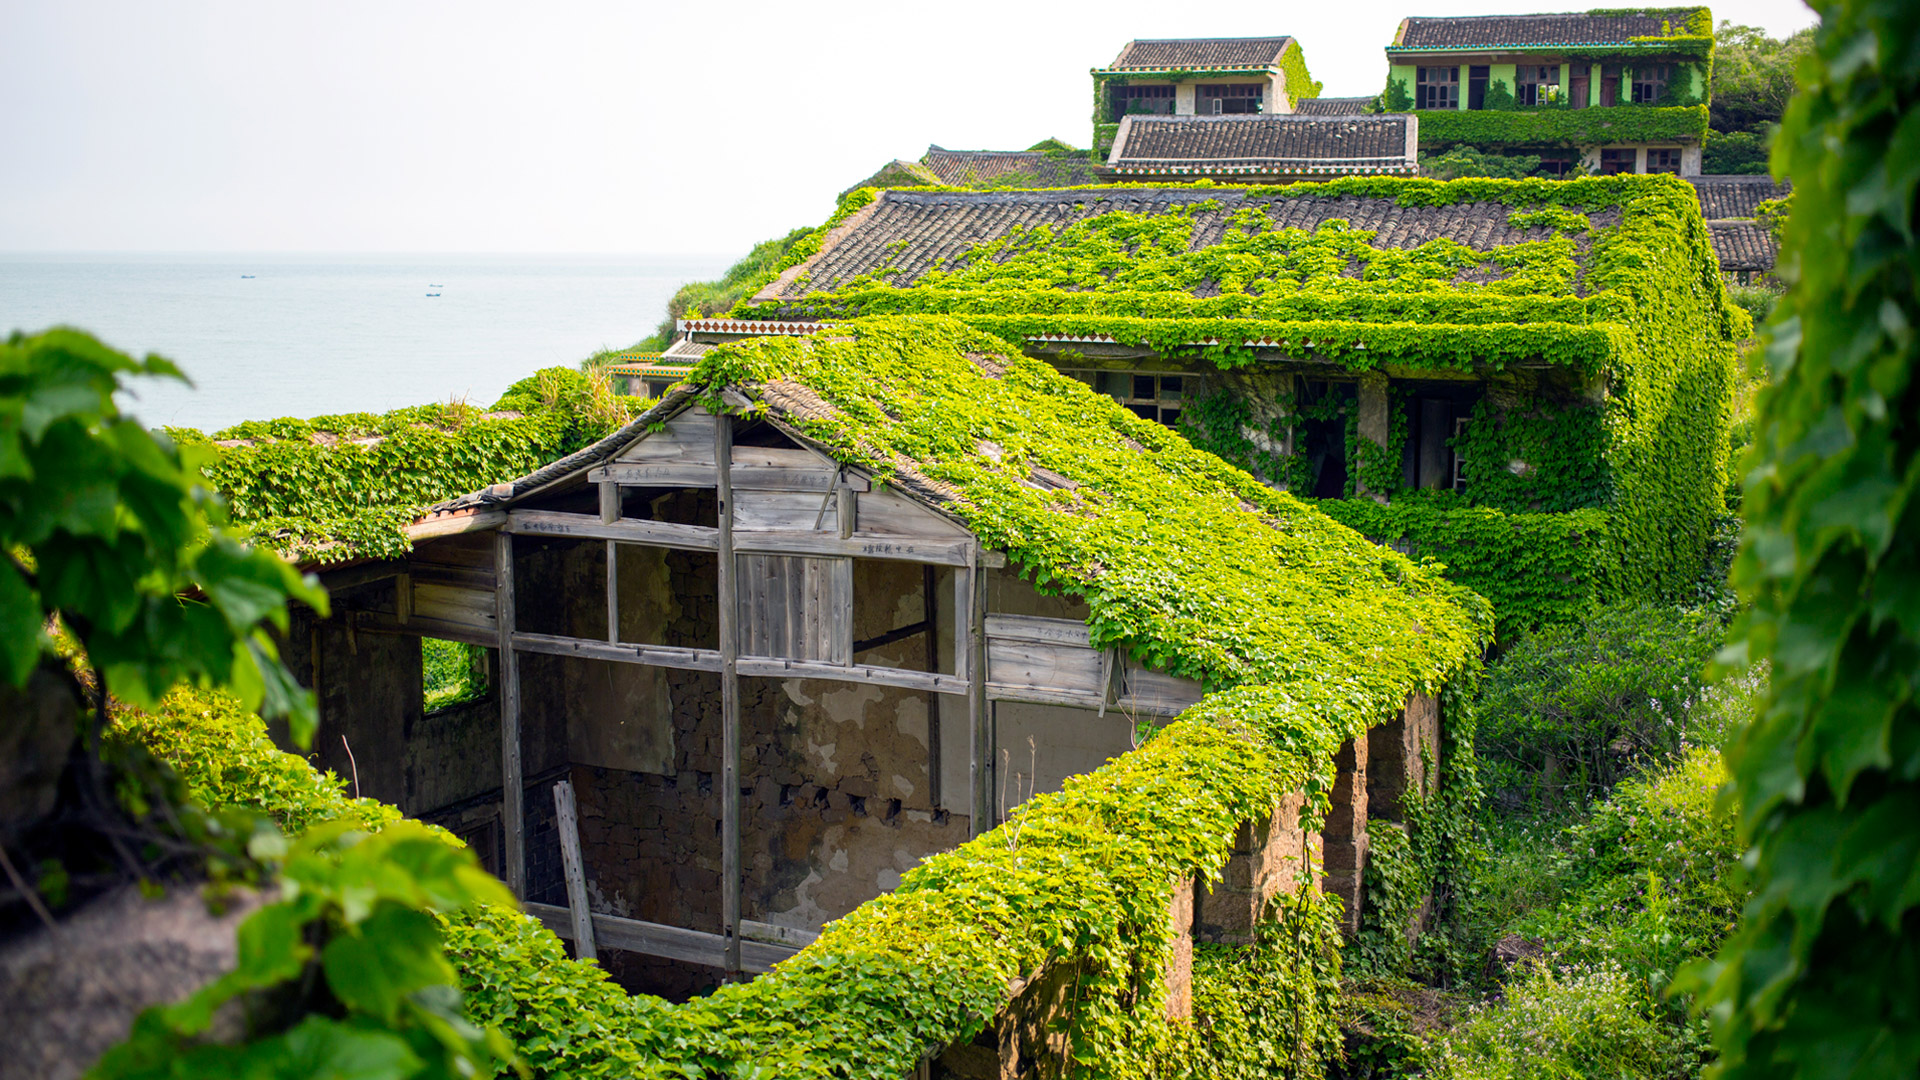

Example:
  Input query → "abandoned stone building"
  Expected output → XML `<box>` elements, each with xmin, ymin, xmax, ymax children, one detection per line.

<box><xmin>284</xmin><ymin>317</ymin><xmax>1477</xmax><ymax>1004</ymax></box>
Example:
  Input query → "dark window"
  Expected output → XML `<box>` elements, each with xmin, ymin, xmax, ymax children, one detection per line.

<box><xmin>1516</xmin><ymin>65</ymin><xmax>1558</xmax><ymax>106</ymax></box>
<box><xmin>1110</xmin><ymin>84</ymin><xmax>1174</xmax><ymax>121</ymax></box>
<box><xmin>1296</xmin><ymin>380</ymin><xmax>1356</xmax><ymax>498</ymax></box>
<box><xmin>1199</xmin><ymin>83</ymin><xmax>1263</xmax><ymax>115</ymax></box>
<box><xmin>1599</xmin><ymin>64</ymin><xmax>1622</xmax><ymax>106</ymax></box>
<box><xmin>1570</xmin><ymin>68</ymin><xmax>1590</xmax><ymax>109</ymax></box>
<box><xmin>1536</xmin><ymin>153</ymin><xmax>1576</xmax><ymax>178</ymax></box>
<box><xmin>1467</xmin><ymin>65</ymin><xmax>1490</xmax><ymax>109</ymax></box>
<box><xmin>1398</xmin><ymin>387</ymin><xmax>1482</xmax><ymax>494</ymax></box>
<box><xmin>1646</xmin><ymin>147</ymin><xmax>1682</xmax><ymax>174</ymax></box>
<box><xmin>1067</xmin><ymin>369</ymin><xmax>1189</xmax><ymax>428</ymax></box>
<box><xmin>1599</xmin><ymin>147</ymin><xmax>1637</xmax><ymax>175</ymax></box>
<box><xmin>1416</xmin><ymin>66</ymin><xmax>1458</xmax><ymax>110</ymax></box>
<box><xmin>1631</xmin><ymin>63</ymin><xmax>1669</xmax><ymax>104</ymax></box>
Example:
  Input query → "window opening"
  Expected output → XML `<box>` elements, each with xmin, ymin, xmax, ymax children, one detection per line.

<box><xmin>1645</xmin><ymin>147</ymin><xmax>1682</xmax><ymax>174</ymax></box>
<box><xmin>1296</xmin><ymin>380</ymin><xmax>1355</xmax><ymax>499</ymax></box>
<box><xmin>1536</xmin><ymin>153</ymin><xmax>1576</xmax><ymax>178</ymax></box>
<box><xmin>1064</xmin><ymin>369</ymin><xmax>1188</xmax><ymax>428</ymax></box>
<box><xmin>1516</xmin><ymin>65</ymin><xmax>1558</xmax><ymax>106</ymax></box>
<box><xmin>1599</xmin><ymin>147</ymin><xmax>1637</xmax><ymax>175</ymax></box>
<box><xmin>1631</xmin><ymin>63</ymin><xmax>1669</xmax><ymax>104</ymax></box>
<box><xmin>1111</xmin><ymin>84</ymin><xmax>1174</xmax><ymax>120</ymax></box>
<box><xmin>1199</xmin><ymin>84</ymin><xmax>1263</xmax><ymax>115</ymax></box>
<box><xmin>424</xmin><ymin>638</ymin><xmax>492</xmax><ymax>712</ymax></box>
<box><xmin>1398</xmin><ymin>386</ymin><xmax>1481</xmax><ymax>492</ymax></box>
<box><xmin>1417</xmin><ymin>66</ymin><xmax>1459</xmax><ymax>110</ymax></box>
<box><xmin>1467</xmin><ymin>65</ymin><xmax>1490</xmax><ymax>110</ymax></box>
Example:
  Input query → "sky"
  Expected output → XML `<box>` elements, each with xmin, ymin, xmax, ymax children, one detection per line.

<box><xmin>1</xmin><ymin>0</ymin><xmax>1817</xmax><ymax>257</ymax></box>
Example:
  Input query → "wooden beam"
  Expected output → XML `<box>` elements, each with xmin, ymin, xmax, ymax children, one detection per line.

<box><xmin>349</xmin><ymin>610</ymin><xmax>495</xmax><ymax>649</ymax></box>
<box><xmin>588</xmin><ymin>461</ymin><xmax>839</xmax><ymax>493</ymax></box>
<box><xmin>598</xmin><ymin>480</ymin><xmax>620</xmax><ymax>525</ymax></box>
<box><xmin>735</xmin><ymin>656</ymin><xmax>968</xmax><ymax>695</ymax></box>
<box><xmin>715</xmin><ymin>410</ymin><xmax>743</xmax><ymax>977</ymax></box>
<box><xmin>923</xmin><ymin>564</ymin><xmax>941</xmax><ymax>812</ymax></box>
<box><xmin>959</xmin><ymin>549</ymin><xmax>990</xmax><ymax>837</ymax></box>
<box><xmin>405</xmin><ymin>508</ymin><xmax>507</xmax><ymax>542</ymax></box>
<box><xmin>605</xmin><ymin>540</ymin><xmax>619</xmax><ymax>644</ymax></box>
<box><xmin>315</xmin><ymin>558</ymin><xmax>409</xmax><ymax>592</ymax></box>
<box><xmin>552</xmin><ymin>779</ymin><xmax>597</xmax><ymax>961</ymax></box>
<box><xmin>494</xmin><ymin>531</ymin><xmax>525</xmax><ymax>898</ymax></box>
<box><xmin>524</xmin><ymin>903</ymin><xmax>801</xmax><ymax>975</ymax></box>
<box><xmin>502</xmin><ymin>508</ymin><xmax>1007</xmax><ymax>568</ymax></box>
<box><xmin>510</xmin><ymin>631</ymin><xmax>721</xmax><ymax>672</ymax></box>
<box><xmin>507</xmin><ymin>510</ymin><xmax>719</xmax><ymax>551</ymax></box>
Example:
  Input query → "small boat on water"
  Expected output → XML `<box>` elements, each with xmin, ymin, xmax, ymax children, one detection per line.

<box><xmin>240</xmin><ymin>275</ymin><xmax>254</xmax><ymax>279</ymax></box>
<box><xmin>426</xmin><ymin>292</ymin><xmax>441</xmax><ymax>297</ymax></box>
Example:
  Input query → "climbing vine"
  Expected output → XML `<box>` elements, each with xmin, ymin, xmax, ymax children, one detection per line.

<box><xmin>1412</xmin><ymin>104</ymin><xmax>1710</xmax><ymax>149</ymax></box>
<box><xmin>1681</xmin><ymin>0</ymin><xmax>1920</xmax><ymax>1075</ymax></box>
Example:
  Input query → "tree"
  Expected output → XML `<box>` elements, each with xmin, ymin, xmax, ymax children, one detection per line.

<box><xmin>1709</xmin><ymin>21</ymin><xmax>1814</xmax><ymax>135</ymax></box>
<box><xmin>1681</xmin><ymin>0</ymin><xmax>1920</xmax><ymax>1074</ymax></box>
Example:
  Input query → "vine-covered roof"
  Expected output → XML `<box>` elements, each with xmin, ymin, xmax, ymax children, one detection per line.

<box><xmin>1103</xmin><ymin>36</ymin><xmax>1297</xmax><ymax>71</ymax></box>
<box><xmin>1107</xmin><ymin>115</ymin><xmax>1416</xmax><ymax>176</ymax></box>
<box><xmin>435</xmin><ymin>315</ymin><xmax>1489</xmax><ymax>693</ymax></box>
<box><xmin>1390</xmin><ymin>9</ymin><xmax>1708</xmax><ymax>50</ymax></box>
<box><xmin>1295</xmin><ymin>96</ymin><xmax>1381</xmax><ymax>115</ymax></box>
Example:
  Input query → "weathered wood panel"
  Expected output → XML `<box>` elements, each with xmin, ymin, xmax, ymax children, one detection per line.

<box><xmin>524</xmin><ymin>903</ymin><xmax>799</xmax><ymax>975</ymax></box>
<box><xmin>737</xmin><ymin>554</ymin><xmax>852</xmax><ymax>664</ymax></box>
<box><xmin>412</xmin><ymin>582</ymin><xmax>497</xmax><ymax>634</ymax></box>
<box><xmin>986</xmin><ymin>614</ymin><xmax>1104</xmax><ymax>696</ymax></box>
<box><xmin>855</xmin><ymin>487</ymin><xmax>972</xmax><ymax>537</ymax></box>
<box><xmin>1119</xmin><ymin>665</ymin><xmax>1206</xmax><ymax>715</ymax></box>
<box><xmin>617</xmin><ymin>409</ymin><xmax>716</xmax><ymax>463</ymax></box>
<box><xmin>736</xmin><ymin>489</ymin><xmax>840</xmax><ymax>532</ymax></box>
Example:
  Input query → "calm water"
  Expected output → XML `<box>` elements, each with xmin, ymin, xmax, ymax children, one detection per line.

<box><xmin>0</xmin><ymin>253</ymin><xmax>732</xmax><ymax>432</ymax></box>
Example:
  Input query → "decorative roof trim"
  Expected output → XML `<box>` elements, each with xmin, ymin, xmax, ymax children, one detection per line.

<box><xmin>678</xmin><ymin>318</ymin><xmax>831</xmax><ymax>335</ymax></box>
<box><xmin>1385</xmin><ymin>41</ymin><xmax>1685</xmax><ymax>52</ymax></box>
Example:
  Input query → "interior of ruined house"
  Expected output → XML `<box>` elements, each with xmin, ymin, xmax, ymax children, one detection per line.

<box><xmin>280</xmin><ymin>397</ymin><xmax>1433</xmax><ymax>1000</ymax></box>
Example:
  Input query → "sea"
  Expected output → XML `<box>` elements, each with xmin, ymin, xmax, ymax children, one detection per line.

<box><xmin>0</xmin><ymin>252</ymin><xmax>733</xmax><ymax>433</ymax></box>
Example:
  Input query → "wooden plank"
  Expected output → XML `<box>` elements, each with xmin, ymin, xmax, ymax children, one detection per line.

<box><xmin>736</xmin><ymin>489</ymin><xmax>840</xmax><ymax>532</ymax></box>
<box><xmin>599</xmin><ymin>481</ymin><xmax>620</xmax><ymax>525</ymax></box>
<box><xmin>605</xmin><ymin>540</ymin><xmax>619</xmax><ymax>644</ymax></box>
<box><xmin>507</xmin><ymin>510</ymin><xmax>719</xmax><ymax>551</ymax></box>
<box><xmin>732</xmin><ymin>446</ymin><xmax>832</xmax><ymax>469</ymax></box>
<box><xmin>552</xmin><ymin>779</ymin><xmax>597</xmax><ymax>961</ymax></box>
<box><xmin>494</xmin><ymin>531</ymin><xmax>525</xmax><ymax>898</ymax></box>
<box><xmin>958</xmin><ymin>553</ymin><xmax>989</xmax><ymax>836</ymax></box>
<box><xmin>827</xmin><ymin>558</ymin><xmax>853</xmax><ymax>665</ymax></box>
<box><xmin>987</xmin><ymin>639</ymin><xmax>1106</xmax><ymax>695</ymax></box>
<box><xmin>414</xmin><ymin>531</ymin><xmax>500</xmax><ymax>568</ymax></box>
<box><xmin>511</xmin><ymin>631</ymin><xmax>722</xmax><ymax>672</ymax></box>
<box><xmin>740</xmin><ymin>920</ymin><xmax>820</xmax><ymax>949</ymax></box>
<box><xmin>735</xmin><ymin>656</ymin><xmax>968</xmax><ymax>695</ymax></box>
<box><xmin>855</xmin><ymin>488</ymin><xmax>972</xmax><ymax>538</ymax></box>
<box><xmin>923</xmin><ymin>565</ymin><xmax>941</xmax><ymax>811</ymax></box>
<box><xmin>1120</xmin><ymin>666</ymin><xmax>1206</xmax><ymax>715</ymax></box>
<box><xmin>316</xmin><ymin>559</ymin><xmax>408</xmax><ymax>592</ymax></box>
<box><xmin>404</xmin><ymin>509</ymin><xmax>507</xmax><ymax>543</ymax></box>
<box><xmin>716</xmin><ymin>412</ymin><xmax>742</xmax><ymax>976</ymax></box>
<box><xmin>618</xmin><ymin>409</ymin><xmax>716</xmax><ymax>463</ymax></box>
<box><xmin>409</xmin><ymin>563</ymin><xmax>496</xmax><ymax>591</ymax></box>
<box><xmin>986</xmin><ymin>613</ymin><xmax>1094</xmax><ymax>648</ymax></box>
<box><xmin>524</xmin><ymin>903</ymin><xmax>798</xmax><ymax>974</ymax></box>
<box><xmin>413</xmin><ymin>582</ymin><xmax>497</xmax><ymax>632</ymax></box>
<box><xmin>348</xmin><ymin>610</ymin><xmax>495</xmax><ymax>649</ymax></box>
<box><xmin>590</xmin><ymin>461</ymin><xmax>838</xmax><ymax>493</ymax></box>
<box><xmin>986</xmin><ymin>683</ymin><xmax>1109</xmax><ymax>711</ymax></box>
<box><xmin>394</xmin><ymin>572</ymin><xmax>412</xmax><ymax>625</ymax></box>
<box><xmin>741</xmin><ymin>532</ymin><xmax>979</xmax><ymax>567</ymax></box>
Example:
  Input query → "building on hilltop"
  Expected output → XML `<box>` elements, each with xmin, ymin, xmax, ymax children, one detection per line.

<box><xmin>274</xmin><ymin>317</ymin><xmax>1481</xmax><ymax>1012</ymax></box>
<box><xmin>688</xmin><ymin>175</ymin><xmax>1744</xmax><ymax>642</ymax></box>
<box><xmin>1379</xmin><ymin>7</ymin><xmax>1715</xmax><ymax>177</ymax></box>
<box><xmin>842</xmin><ymin>143</ymin><xmax>1102</xmax><ymax>196</ymax></box>
<box><xmin>1091</xmin><ymin>36</ymin><xmax>1321</xmax><ymax>161</ymax></box>
<box><xmin>1691</xmin><ymin>174</ymin><xmax>1790</xmax><ymax>284</ymax></box>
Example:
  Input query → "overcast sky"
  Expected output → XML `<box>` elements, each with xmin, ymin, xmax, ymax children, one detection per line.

<box><xmin>1</xmin><ymin>0</ymin><xmax>1817</xmax><ymax>256</ymax></box>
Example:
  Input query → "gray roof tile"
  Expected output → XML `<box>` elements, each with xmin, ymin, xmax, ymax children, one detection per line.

<box><xmin>1709</xmin><ymin>221</ymin><xmax>1778</xmax><ymax>272</ymax></box>
<box><xmin>1294</xmin><ymin>96</ymin><xmax>1378</xmax><ymax>116</ymax></box>
<box><xmin>921</xmin><ymin>148</ymin><xmax>1101</xmax><ymax>187</ymax></box>
<box><xmin>1396</xmin><ymin>12</ymin><xmax>1680</xmax><ymax>49</ymax></box>
<box><xmin>1689</xmin><ymin>175</ymin><xmax>1792</xmax><ymax>220</ymax></box>
<box><xmin>1106</xmin><ymin>37</ymin><xmax>1294</xmax><ymax>70</ymax></box>
<box><xmin>1110</xmin><ymin>115</ymin><xmax>1414</xmax><ymax>175</ymax></box>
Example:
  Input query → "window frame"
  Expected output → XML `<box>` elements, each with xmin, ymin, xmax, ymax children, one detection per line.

<box><xmin>1111</xmin><ymin>83</ymin><xmax>1176</xmax><ymax>121</ymax></box>
<box><xmin>1516</xmin><ymin>64</ymin><xmax>1559</xmax><ymax>107</ymax></box>
<box><xmin>1630</xmin><ymin>63</ymin><xmax>1669</xmax><ymax>104</ymax></box>
<box><xmin>1064</xmin><ymin>369</ymin><xmax>1190</xmax><ymax>428</ymax></box>
<box><xmin>1416</xmin><ymin>66</ymin><xmax>1460</xmax><ymax>110</ymax></box>
<box><xmin>1598</xmin><ymin>147</ymin><xmax>1637</xmax><ymax>175</ymax></box>
<box><xmin>1645</xmin><ymin>147</ymin><xmax>1682</xmax><ymax>174</ymax></box>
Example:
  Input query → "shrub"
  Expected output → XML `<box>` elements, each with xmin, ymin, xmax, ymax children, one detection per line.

<box><xmin>1724</xmin><ymin>284</ymin><xmax>1783</xmax><ymax>322</ymax></box>
<box><xmin>1477</xmin><ymin>603</ymin><xmax>1721</xmax><ymax>802</ymax></box>
<box><xmin>1428</xmin><ymin>962</ymin><xmax>1707</xmax><ymax>1079</ymax></box>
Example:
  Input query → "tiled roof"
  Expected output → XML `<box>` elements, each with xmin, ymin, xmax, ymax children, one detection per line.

<box><xmin>1294</xmin><ymin>96</ymin><xmax>1379</xmax><ymax>116</ymax></box>
<box><xmin>1109</xmin><ymin>115</ymin><xmax>1415</xmax><ymax>175</ymax></box>
<box><xmin>1689</xmin><ymin>175</ymin><xmax>1792</xmax><ymax>220</ymax></box>
<box><xmin>921</xmin><ymin>148</ymin><xmax>1102</xmax><ymax>187</ymax></box>
<box><xmin>1394</xmin><ymin>12</ymin><xmax>1677</xmax><ymax>49</ymax></box>
<box><xmin>1105</xmin><ymin>36</ymin><xmax>1294</xmax><ymax>70</ymax></box>
<box><xmin>760</xmin><ymin>188</ymin><xmax>1620</xmax><ymax>298</ymax></box>
<box><xmin>1708</xmin><ymin>222</ymin><xmax>1778</xmax><ymax>272</ymax></box>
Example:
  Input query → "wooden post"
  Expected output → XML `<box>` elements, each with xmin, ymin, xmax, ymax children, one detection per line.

<box><xmin>922</xmin><ymin>564</ymin><xmax>940</xmax><ymax>811</ymax></box>
<box><xmin>493</xmin><ymin>530</ymin><xmax>525</xmax><ymax>898</ymax></box>
<box><xmin>552</xmin><ymin>779</ymin><xmax>597</xmax><ymax>961</ymax></box>
<box><xmin>715</xmin><ymin>410</ymin><xmax>743</xmax><ymax>976</ymax></box>
<box><xmin>602</xmin><ymin>482</ymin><xmax>620</xmax><ymax>645</ymax></box>
<box><xmin>959</xmin><ymin>546</ymin><xmax>990</xmax><ymax>836</ymax></box>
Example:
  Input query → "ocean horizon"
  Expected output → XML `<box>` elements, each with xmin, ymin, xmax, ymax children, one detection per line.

<box><xmin>1</xmin><ymin>251</ymin><xmax>734</xmax><ymax>432</ymax></box>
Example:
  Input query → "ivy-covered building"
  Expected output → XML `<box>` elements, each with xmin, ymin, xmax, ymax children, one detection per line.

<box><xmin>1379</xmin><ymin>8</ymin><xmax>1715</xmax><ymax>177</ymax></box>
<box><xmin>1100</xmin><ymin>113</ymin><xmax>1419</xmax><ymax>182</ymax></box>
<box><xmin>1691</xmin><ymin>173</ymin><xmax>1790</xmax><ymax>284</ymax></box>
<box><xmin>1091</xmin><ymin>37</ymin><xmax>1322</xmax><ymax>160</ymax></box>
<box><xmin>691</xmin><ymin>174</ymin><xmax>1745</xmax><ymax>639</ymax></box>
<box><xmin>843</xmin><ymin>144</ymin><xmax>1100</xmax><ymax>196</ymax></box>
